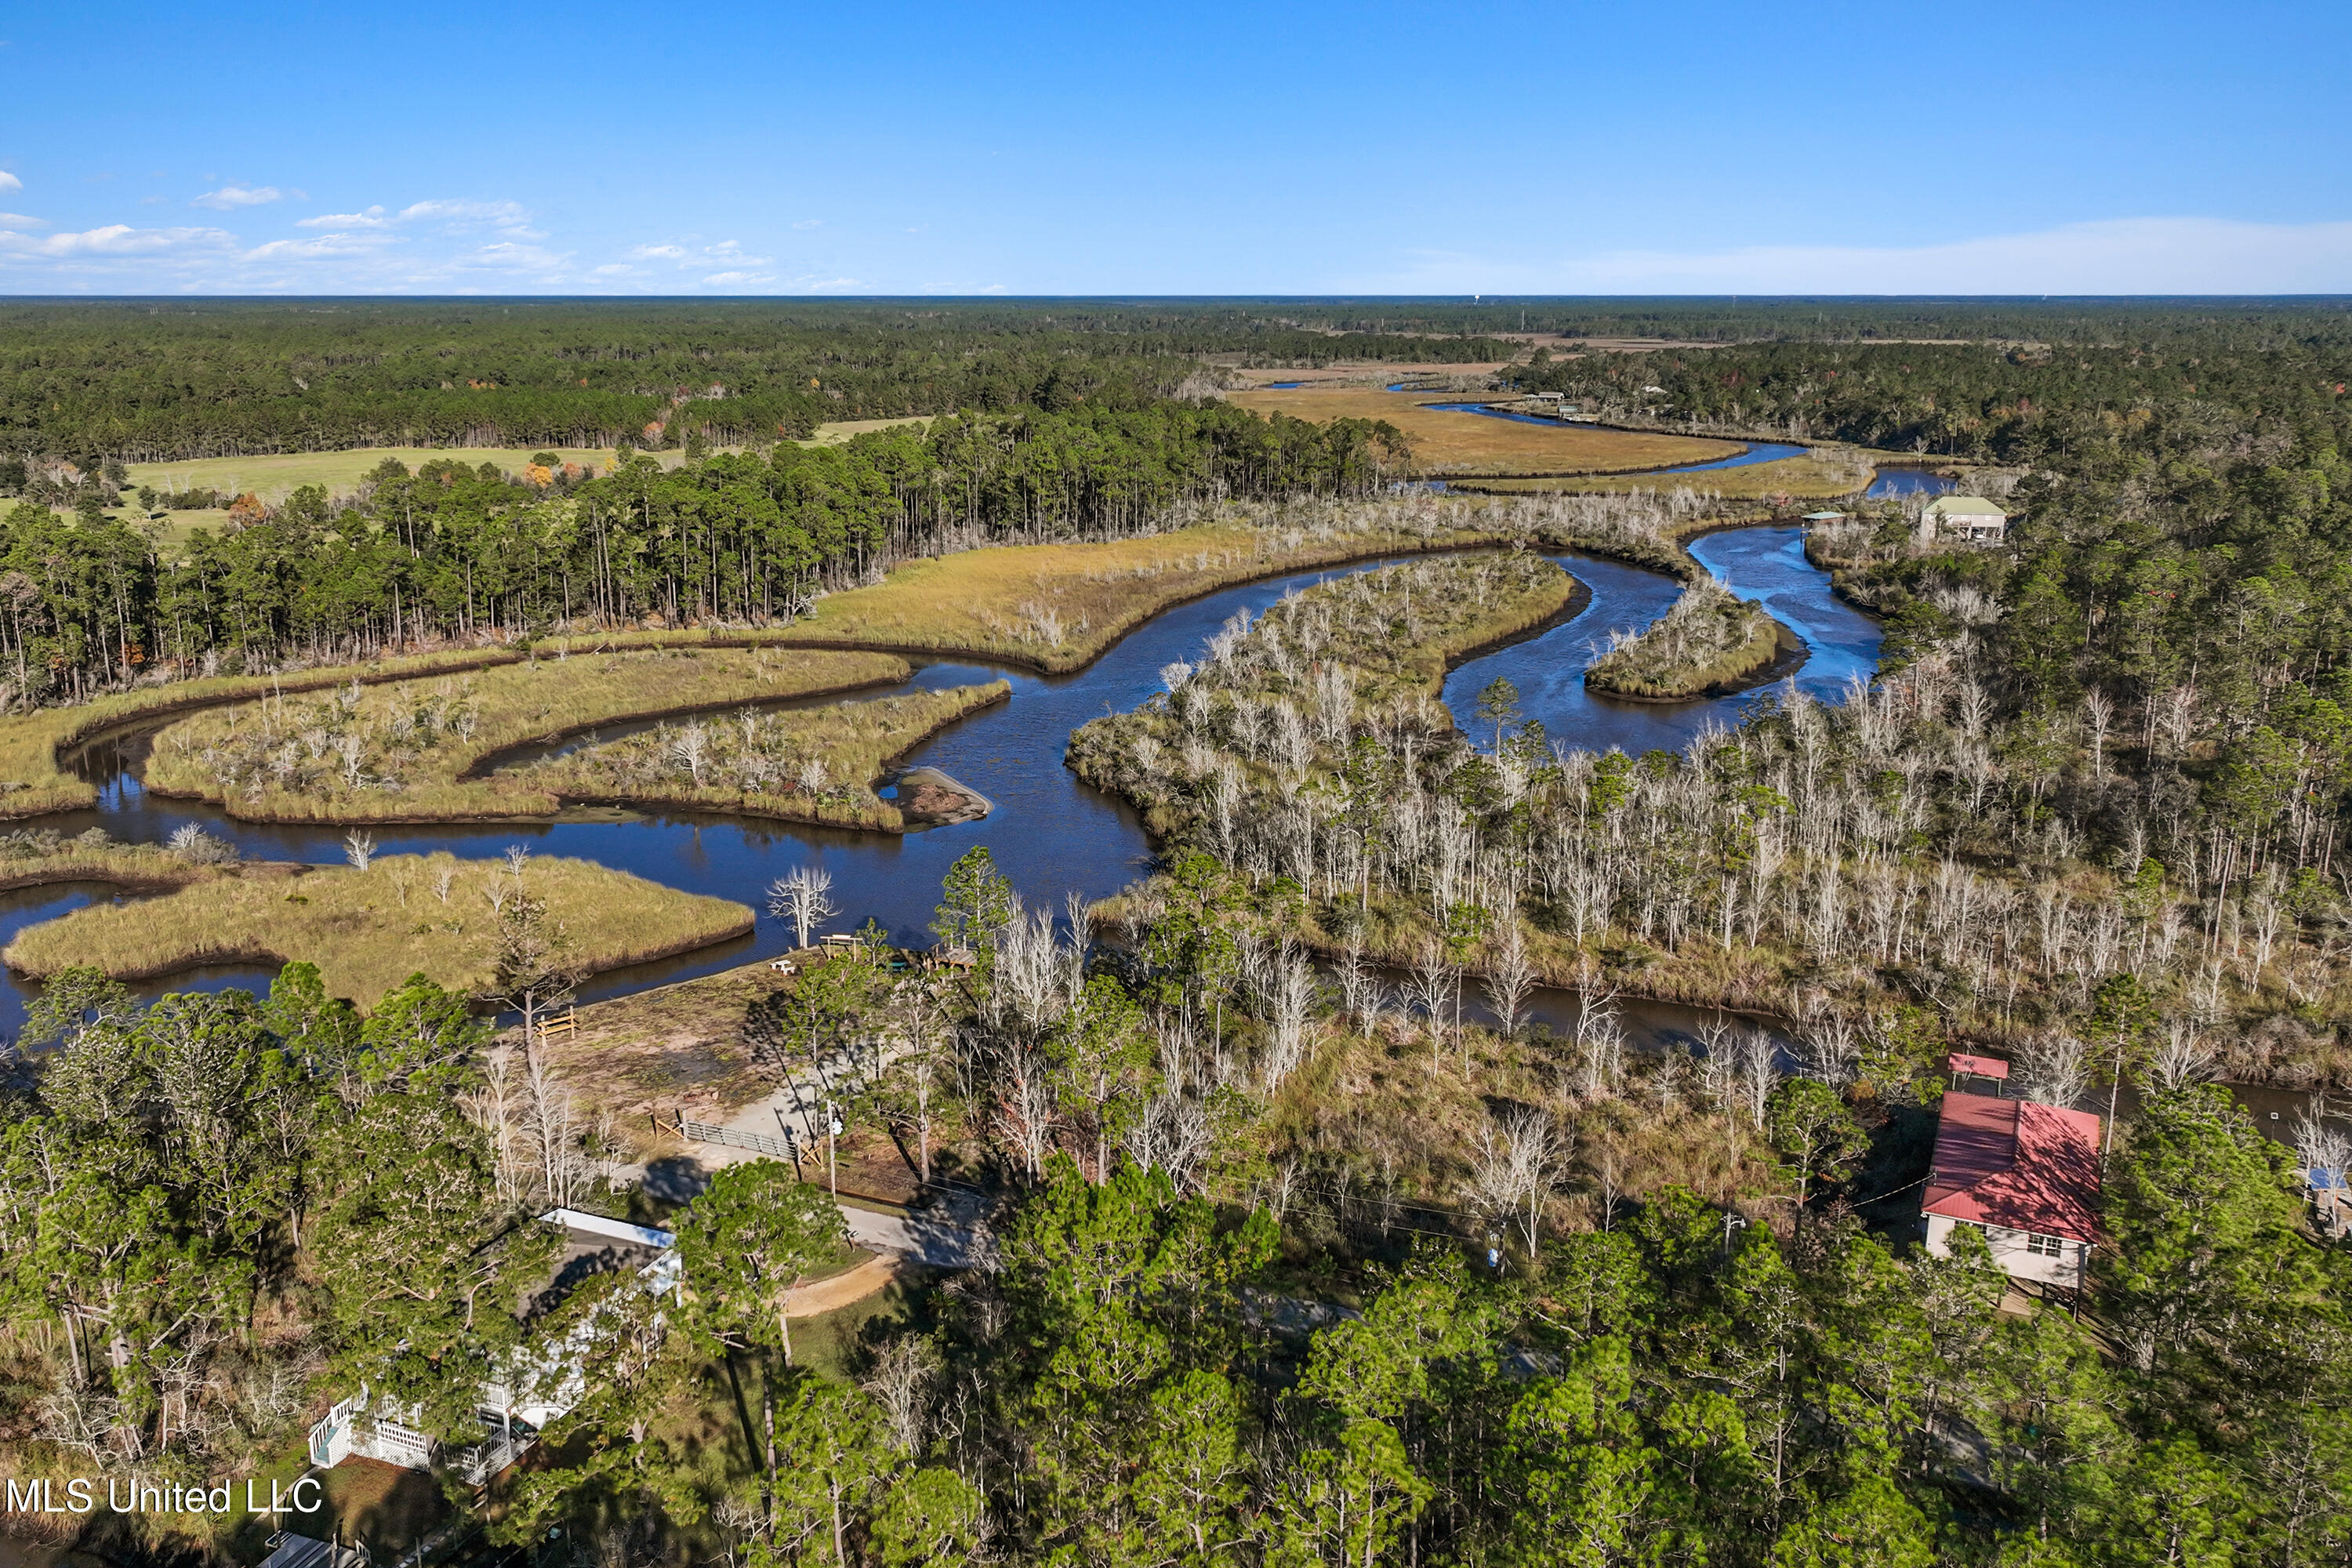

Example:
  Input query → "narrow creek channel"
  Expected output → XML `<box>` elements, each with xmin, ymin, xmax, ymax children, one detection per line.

<box><xmin>12</xmin><ymin>528</ymin><xmax>1853</xmax><ymax>1040</ymax></box>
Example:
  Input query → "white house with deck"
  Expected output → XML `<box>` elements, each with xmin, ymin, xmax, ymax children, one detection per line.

<box><xmin>1919</xmin><ymin>495</ymin><xmax>2009</xmax><ymax>544</ymax></box>
<box><xmin>308</xmin><ymin>1209</ymin><xmax>680</xmax><ymax>1485</ymax></box>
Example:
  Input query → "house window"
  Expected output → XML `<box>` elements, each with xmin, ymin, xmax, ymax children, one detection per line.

<box><xmin>2024</xmin><ymin>1232</ymin><xmax>2064</xmax><ymax>1258</ymax></box>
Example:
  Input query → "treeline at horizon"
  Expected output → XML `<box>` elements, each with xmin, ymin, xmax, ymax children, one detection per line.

<box><xmin>8</xmin><ymin>297</ymin><xmax>2352</xmax><ymax>463</ymax></box>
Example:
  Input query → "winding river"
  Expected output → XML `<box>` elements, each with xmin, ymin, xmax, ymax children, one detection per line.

<box><xmin>4</xmin><ymin>526</ymin><xmax>1866</xmax><ymax>1046</ymax></box>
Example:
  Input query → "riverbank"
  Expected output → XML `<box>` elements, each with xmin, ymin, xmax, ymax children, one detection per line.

<box><xmin>2</xmin><ymin>851</ymin><xmax>754</xmax><ymax>1006</ymax></box>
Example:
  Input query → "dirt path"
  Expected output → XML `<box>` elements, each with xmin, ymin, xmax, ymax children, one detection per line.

<box><xmin>785</xmin><ymin>1254</ymin><xmax>900</xmax><ymax>1316</ymax></box>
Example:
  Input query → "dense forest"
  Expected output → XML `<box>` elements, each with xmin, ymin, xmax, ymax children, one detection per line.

<box><xmin>0</xmin><ymin>300</ymin><xmax>1504</xmax><ymax>463</ymax></box>
<box><xmin>0</xmin><ymin>402</ymin><xmax>1409</xmax><ymax>700</ymax></box>
<box><xmin>5</xmin><ymin>297</ymin><xmax>2350</xmax><ymax>463</ymax></box>
<box><xmin>0</xmin><ymin>862</ymin><xmax>2333</xmax><ymax>1568</ymax></box>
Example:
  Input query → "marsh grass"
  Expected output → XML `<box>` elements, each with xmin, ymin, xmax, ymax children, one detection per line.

<box><xmin>1584</xmin><ymin>577</ymin><xmax>1787</xmax><ymax>699</ymax></box>
<box><xmin>529</xmin><ymin>681</ymin><xmax>1011</xmax><ymax>831</ymax></box>
<box><xmin>3</xmin><ymin>851</ymin><xmax>752</xmax><ymax>1005</ymax></box>
<box><xmin>1226</xmin><ymin>388</ymin><xmax>1742</xmax><ymax>475</ymax></box>
<box><xmin>0</xmin><ymin>648</ymin><xmax>523</xmax><ymax>818</ymax></box>
<box><xmin>1470</xmin><ymin>447</ymin><xmax>1878</xmax><ymax>500</ymax></box>
<box><xmin>141</xmin><ymin>648</ymin><xmax>908</xmax><ymax>822</ymax></box>
<box><xmin>768</xmin><ymin>510</ymin><xmax>1508</xmax><ymax>671</ymax></box>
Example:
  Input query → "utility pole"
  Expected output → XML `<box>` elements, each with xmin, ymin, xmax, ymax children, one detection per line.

<box><xmin>826</xmin><ymin>1100</ymin><xmax>840</xmax><ymax>1196</ymax></box>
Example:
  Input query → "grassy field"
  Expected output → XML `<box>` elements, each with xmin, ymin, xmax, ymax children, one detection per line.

<box><xmin>532</xmin><ymin>681</ymin><xmax>1009</xmax><ymax>831</ymax></box>
<box><xmin>142</xmin><ymin>647</ymin><xmax>910</xmax><ymax>822</ymax></box>
<box><xmin>3</xmin><ymin>852</ymin><xmax>753</xmax><ymax>1005</ymax></box>
<box><xmin>798</xmin><ymin>415</ymin><xmax>931</xmax><ymax>446</ymax></box>
<box><xmin>117</xmin><ymin>421</ymin><xmax>931</xmax><ymax>506</ymax></box>
<box><xmin>770</xmin><ymin>510</ymin><xmax>1505</xmax><ymax>673</ymax></box>
<box><xmin>124</xmin><ymin>447</ymin><xmax>621</xmax><ymax>505</ymax></box>
<box><xmin>1226</xmin><ymin>387</ymin><xmax>1740</xmax><ymax>476</ymax></box>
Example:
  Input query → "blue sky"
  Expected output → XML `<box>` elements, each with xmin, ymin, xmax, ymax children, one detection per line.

<box><xmin>3</xmin><ymin>0</ymin><xmax>2347</xmax><ymax>295</ymax></box>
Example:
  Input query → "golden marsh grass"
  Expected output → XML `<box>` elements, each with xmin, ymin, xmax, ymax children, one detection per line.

<box><xmin>771</xmin><ymin>515</ymin><xmax>1506</xmax><ymax>672</ymax></box>
<box><xmin>529</xmin><ymin>681</ymin><xmax>1011</xmax><ymax>830</ymax></box>
<box><xmin>141</xmin><ymin>648</ymin><xmax>908</xmax><ymax>822</ymax></box>
<box><xmin>0</xmin><ymin>648</ymin><xmax>521</xmax><ymax>818</ymax></box>
<box><xmin>3</xmin><ymin>852</ymin><xmax>753</xmax><ymax>1006</ymax></box>
<box><xmin>1227</xmin><ymin>388</ymin><xmax>1740</xmax><ymax>476</ymax></box>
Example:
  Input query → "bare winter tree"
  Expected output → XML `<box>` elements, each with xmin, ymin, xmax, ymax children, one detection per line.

<box><xmin>1573</xmin><ymin>985</ymin><xmax>1628</xmax><ymax>1101</ymax></box>
<box><xmin>2082</xmin><ymin>688</ymin><xmax>2114</xmax><ymax>783</ymax></box>
<box><xmin>2144</xmin><ymin>1018</ymin><xmax>2218</xmax><ymax>1091</ymax></box>
<box><xmin>2016</xmin><ymin>1032</ymin><xmax>2091</xmax><ymax>1107</ymax></box>
<box><xmin>1407</xmin><ymin>941</ymin><xmax>1455</xmax><ymax>1069</ymax></box>
<box><xmin>860</xmin><ymin>1335</ymin><xmax>940</xmax><ymax>1456</ymax></box>
<box><xmin>1261</xmin><ymin>948</ymin><xmax>1318</xmax><ymax>1092</ymax></box>
<box><xmin>1735</xmin><ymin>1026</ymin><xmax>1780</xmax><ymax>1131</ymax></box>
<box><xmin>342</xmin><ymin>829</ymin><xmax>376</xmax><ymax>871</ymax></box>
<box><xmin>1465</xmin><ymin>1105</ymin><xmax>1568</xmax><ymax>1263</ymax></box>
<box><xmin>666</xmin><ymin>720</ymin><xmax>710</xmax><ymax>785</ymax></box>
<box><xmin>1485</xmin><ymin>919</ymin><xmax>1536</xmax><ymax>1038</ymax></box>
<box><xmin>767</xmin><ymin>864</ymin><xmax>837</xmax><ymax>949</ymax></box>
<box><xmin>998</xmin><ymin>1046</ymin><xmax>1058</xmax><ymax>1182</ymax></box>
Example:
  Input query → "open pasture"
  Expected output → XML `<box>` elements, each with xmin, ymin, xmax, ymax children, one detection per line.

<box><xmin>125</xmin><ymin>446</ymin><xmax>620</xmax><ymax>504</ymax></box>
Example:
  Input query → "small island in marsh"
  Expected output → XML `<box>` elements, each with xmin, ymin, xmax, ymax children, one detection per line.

<box><xmin>1582</xmin><ymin>576</ymin><xmax>1795</xmax><ymax>700</ymax></box>
<box><xmin>2</xmin><ymin>848</ymin><xmax>753</xmax><ymax>1004</ymax></box>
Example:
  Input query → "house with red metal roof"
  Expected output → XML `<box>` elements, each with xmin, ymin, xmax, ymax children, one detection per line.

<box><xmin>1921</xmin><ymin>1091</ymin><xmax>2103</xmax><ymax>1290</ymax></box>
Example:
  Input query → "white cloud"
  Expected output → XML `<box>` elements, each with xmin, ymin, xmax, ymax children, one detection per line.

<box><xmin>0</xmin><ymin>212</ymin><xmax>42</xmax><ymax>227</ymax></box>
<box><xmin>298</xmin><ymin>205</ymin><xmax>387</xmax><ymax>229</ymax></box>
<box><xmin>0</xmin><ymin>172</ymin><xmax>20</xmax><ymax>194</ymax></box>
<box><xmin>792</xmin><ymin>219</ymin><xmax>822</xmax><ymax>230</ymax></box>
<box><xmin>702</xmin><ymin>270</ymin><xmax>775</xmax><ymax>287</ymax></box>
<box><xmin>245</xmin><ymin>230</ymin><xmax>397</xmax><ymax>260</ymax></box>
<box><xmin>630</xmin><ymin>243</ymin><xmax>688</xmax><ymax>260</ymax></box>
<box><xmin>1354</xmin><ymin>216</ymin><xmax>2352</xmax><ymax>296</ymax></box>
<box><xmin>455</xmin><ymin>240</ymin><xmax>572</xmax><ymax>274</ymax></box>
<box><xmin>589</xmin><ymin>263</ymin><xmax>643</xmax><ymax>277</ymax></box>
<box><xmin>0</xmin><ymin>223</ymin><xmax>236</xmax><ymax>259</ymax></box>
<box><xmin>193</xmin><ymin>184</ymin><xmax>296</xmax><ymax>209</ymax></box>
<box><xmin>399</xmin><ymin>198</ymin><xmax>531</xmax><ymax>230</ymax></box>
